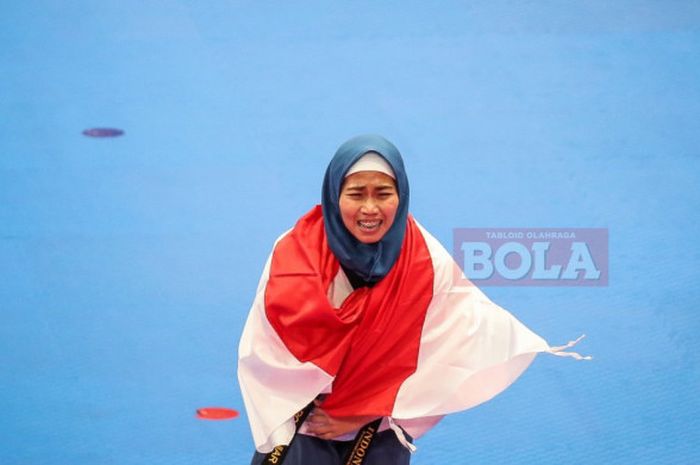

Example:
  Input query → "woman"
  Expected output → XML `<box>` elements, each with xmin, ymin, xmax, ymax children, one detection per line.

<box><xmin>238</xmin><ymin>134</ymin><xmax>587</xmax><ymax>465</ymax></box>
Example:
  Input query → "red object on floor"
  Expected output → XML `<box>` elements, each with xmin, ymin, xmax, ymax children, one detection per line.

<box><xmin>196</xmin><ymin>407</ymin><xmax>239</xmax><ymax>420</ymax></box>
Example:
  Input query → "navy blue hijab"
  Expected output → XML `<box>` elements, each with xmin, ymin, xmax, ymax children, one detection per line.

<box><xmin>321</xmin><ymin>134</ymin><xmax>410</xmax><ymax>283</ymax></box>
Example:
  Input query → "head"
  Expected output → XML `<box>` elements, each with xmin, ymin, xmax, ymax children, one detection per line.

<box><xmin>339</xmin><ymin>157</ymin><xmax>399</xmax><ymax>243</ymax></box>
<box><xmin>321</xmin><ymin>134</ymin><xmax>409</xmax><ymax>282</ymax></box>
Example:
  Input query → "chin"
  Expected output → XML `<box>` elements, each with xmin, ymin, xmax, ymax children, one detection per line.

<box><xmin>353</xmin><ymin>231</ymin><xmax>386</xmax><ymax>244</ymax></box>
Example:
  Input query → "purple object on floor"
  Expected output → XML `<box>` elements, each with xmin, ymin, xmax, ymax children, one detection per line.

<box><xmin>82</xmin><ymin>128</ymin><xmax>125</xmax><ymax>138</ymax></box>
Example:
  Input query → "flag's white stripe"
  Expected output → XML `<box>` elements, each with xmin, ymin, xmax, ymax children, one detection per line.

<box><xmin>238</xmin><ymin>234</ymin><xmax>336</xmax><ymax>453</ymax></box>
<box><xmin>392</xmin><ymin>224</ymin><xmax>551</xmax><ymax>438</ymax></box>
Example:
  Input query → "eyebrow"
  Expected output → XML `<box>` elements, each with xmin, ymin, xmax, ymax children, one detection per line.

<box><xmin>344</xmin><ymin>184</ymin><xmax>396</xmax><ymax>191</ymax></box>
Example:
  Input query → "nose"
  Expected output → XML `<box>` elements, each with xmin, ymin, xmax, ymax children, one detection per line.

<box><xmin>360</xmin><ymin>198</ymin><xmax>379</xmax><ymax>215</ymax></box>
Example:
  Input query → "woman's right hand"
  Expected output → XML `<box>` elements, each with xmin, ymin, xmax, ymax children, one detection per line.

<box><xmin>304</xmin><ymin>400</ymin><xmax>378</xmax><ymax>440</ymax></box>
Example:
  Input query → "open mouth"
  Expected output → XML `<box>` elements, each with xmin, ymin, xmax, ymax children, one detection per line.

<box><xmin>357</xmin><ymin>220</ymin><xmax>382</xmax><ymax>231</ymax></box>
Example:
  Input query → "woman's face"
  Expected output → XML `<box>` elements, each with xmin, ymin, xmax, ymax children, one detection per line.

<box><xmin>339</xmin><ymin>171</ymin><xmax>399</xmax><ymax>243</ymax></box>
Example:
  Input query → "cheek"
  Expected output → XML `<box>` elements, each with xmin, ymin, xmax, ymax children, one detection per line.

<box><xmin>338</xmin><ymin>199</ymin><xmax>357</xmax><ymax>226</ymax></box>
<box><xmin>382</xmin><ymin>201</ymin><xmax>399</xmax><ymax>225</ymax></box>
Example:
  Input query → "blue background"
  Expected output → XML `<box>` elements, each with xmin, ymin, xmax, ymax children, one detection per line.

<box><xmin>1</xmin><ymin>1</ymin><xmax>699</xmax><ymax>463</ymax></box>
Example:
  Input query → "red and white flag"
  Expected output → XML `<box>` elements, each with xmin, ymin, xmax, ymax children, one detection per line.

<box><xmin>238</xmin><ymin>206</ymin><xmax>587</xmax><ymax>453</ymax></box>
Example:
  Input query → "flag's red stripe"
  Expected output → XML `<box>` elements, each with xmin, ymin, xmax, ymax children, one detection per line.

<box><xmin>264</xmin><ymin>206</ymin><xmax>434</xmax><ymax>416</ymax></box>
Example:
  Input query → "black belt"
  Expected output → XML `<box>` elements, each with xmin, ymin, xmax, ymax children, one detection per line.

<box><xmin>261</xmin><ymin>402</ymin><xmax>315</xmax><ymax>464</ymax></box>
<box><xmin>261</xmin><ymin>404</ymin><xmax>383</xmax><ymax>465</ymax></box>
<box><xmin>341</xmin><ymin>417</ymin><xmax>383</xmax><ymax>465</ymax></box>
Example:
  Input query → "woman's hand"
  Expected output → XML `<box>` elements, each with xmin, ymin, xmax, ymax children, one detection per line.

<box><xmin>304</xmin><ymin>400</ymin><xmax>379</xmax><ymax>440</ymax></box>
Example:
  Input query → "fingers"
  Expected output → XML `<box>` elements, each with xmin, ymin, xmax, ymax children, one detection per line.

<box><xmin>305</xmin><ymin>408</ymin><xmax>331</xmax><ymax>436</ymax></box>
<box><xmin>306</xmin><ymin>408</ymin><xmax>350</xmax><ymax>439</ymax></box>
<box><xmin>305</xmin><ymin>410</ymin><xmax>356</xmax><ymax>439</ymax></box>
<box><xmin>308</xmin><ymin>408</ymin><xmax>328</xmax><ymax>423</ymax></box>
<box><xmin>305</xmin><ymin>408</ymin><xmax>381</xmax><ymax>439</ymax></box>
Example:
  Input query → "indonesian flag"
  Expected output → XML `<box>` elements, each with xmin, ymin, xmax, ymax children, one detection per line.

<box><xmin>238</xmin><ymin>206</ymin><xmax>587</xmax><ymax>453</ymax></box>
